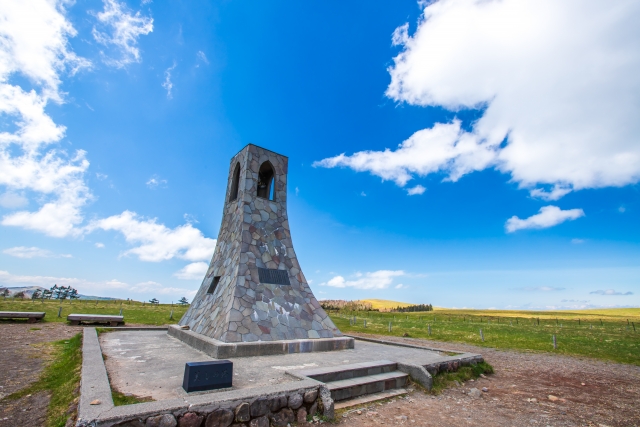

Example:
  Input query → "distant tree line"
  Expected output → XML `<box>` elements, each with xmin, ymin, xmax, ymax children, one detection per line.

<box><xmin>0</xmin><ymin>285</ymin><xmax>80</xmax><ymax>300</ymax></box>
<box><xmin>392</xmin><ymin>304</ymin><xmax>433</xmax><ymax>312</ymax></box>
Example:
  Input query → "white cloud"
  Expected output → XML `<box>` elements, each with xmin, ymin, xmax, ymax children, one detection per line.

<box><xmin>3</xmin><ymin>246</ymin><xmax>71</xmax><ymax>259</ymax></box>
<box><xmin>316</xmin><ymin>0</ymin><xmax>640</xmax><ymax>198</ymax></box>
<box><xmin>146</xmin><ymin>175</ymin><xmax>167</xmax><ymax>188</ymax></box>
<box><xmin>96</xmin><ymin>172</ymin><xmax>108</xmax><ymax>180</ymax></box>
<box><xmin>590</xmin><ymin>289</ymin><xmax>633</xmax><ymax>296</ymax></box>
<box><xmin>0</xmin><ymin>192</ymin><xmax>28</xmax><ymax>208</ymax></box>
<box><xmin>196</xmin><ymin>51</ymin><xmax>209</xmax><ymax>65</ymax></box>
<box><xmin>618</xmin><ymin>206</ymin><xmax>626</xmax><ymax>213</ymax></box>
<box><xmin>0</xmin><ymin>0</ymin><xmax>92</xmax><ymax>237</ymax></box>
<box><xmin>92</xmin><ymin>0</ymin><xmax>153</xmax><ymax>68</ymax></box>
<box><xmin>162</xmin><ymin>63</ymin><xmax>176</xmax><ymax>99</ymax></box>
<box><xmin>394</xmin><ymin>283</ymin><xmax>408</xmax><ymax>289</ymax></box>
<box><xmin>505</xmin><ymin>206</ymin><xmax>584</xmax><ymax>233</ymax></box>
<box><xmin>360</xmin><ymin>191</ymin><xmax>366</xmax><ymax>197</ymax></box>
<box><xmin>321</xmin><ymin>270</ymin><xmax>405</xmax><ymax>290</ymax></box>
<box><xmin>95</xmin><ymin>242</ymin><xmax>105</xmax><ymax>248</ymax></box>
<box><xmin>406</xmin><ymin>185</ymin><xmax>425</xmax><ymax>196</ymax></box>
<box><xmin>87</xmin><ymin>211</ymin><xmax>216</xmax><ymax>262</ymax></box>
<box><xmin>174</xmin><ymin>261</ymin><xmax>208</xmax><ymax>280</ymax></box>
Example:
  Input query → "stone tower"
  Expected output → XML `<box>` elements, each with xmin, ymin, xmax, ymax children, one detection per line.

<box><xmin>179</xmin><ymin>144</ymin><xmax>343</xmax><ymax>343</ymax></box>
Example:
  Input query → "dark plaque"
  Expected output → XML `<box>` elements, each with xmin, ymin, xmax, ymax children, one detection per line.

<box><xmin>258</xmin><ymin>268</ymin><xmax>291</xmax><ymax>286</ymax></box>
<box><xmin>182</xmin><ymin>360</ymin><xmax>233</xmax><ymax>392</ymax></box>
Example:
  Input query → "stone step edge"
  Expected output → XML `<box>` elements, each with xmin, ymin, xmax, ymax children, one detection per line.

<box><xmin>334</xmin><ymin>388</ymin><xmax>408</xmax><ymax>410</ymax></box>
<box><xmin>294</xmin><ymin>359</ymin><xmax>397</xmax><ymax>378</ymax></box>
<box><xmin>326</xmin><ymin>371</ymin><xmax>408</xmax><ymax>391</ymax></box>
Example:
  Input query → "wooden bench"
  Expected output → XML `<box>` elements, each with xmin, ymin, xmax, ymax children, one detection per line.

<box><xmin>0</xmin><ymin>311</ymin><xmax>46</xmax><ymax>323</ymax></box>
<box><xmin>67</xmin><ymin>314</ymin><xmax>124</xmax><ymax>326</ymax></box>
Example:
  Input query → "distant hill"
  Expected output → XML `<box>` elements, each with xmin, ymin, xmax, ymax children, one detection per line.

<box><xmin>360</xmin><ymin>299</ymin><xmax>413</xmax><ymax>311</ymax></box>
<box><xmin>0</xmin><ymin>286</ymin><xmax>117</xmax><ymax>300</ymax></box>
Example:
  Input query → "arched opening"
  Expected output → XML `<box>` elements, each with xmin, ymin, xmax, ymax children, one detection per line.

<box><xmin>257</xmin><ymin>161</ymin><xmax>275</xmax><ymax>201</ymax></box>
<box><xmin>229</xmin><ymin>163</ymin><xmax>240</xmax><ymax>201</ymax></box>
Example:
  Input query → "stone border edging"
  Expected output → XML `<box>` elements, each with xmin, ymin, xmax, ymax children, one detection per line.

<box><xmin>77</xmin><ymin>328</ymin><xmax>335</xmax><ymax>427</ymax></box>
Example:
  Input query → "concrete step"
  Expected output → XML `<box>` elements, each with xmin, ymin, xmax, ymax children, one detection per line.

<box><xmin>334</xmin><ymin>388</ymin><xmax>408</xmax><ymax>410</ymax></box>
<box><xmin>296</xmin><ymin>360</ymin><xmax>397</xmax><ymax>383</ymax></box>
<box><xmin>326</xmin><ymin>371</ymin><xmax>409</xmax><ymax>401</ymax></box>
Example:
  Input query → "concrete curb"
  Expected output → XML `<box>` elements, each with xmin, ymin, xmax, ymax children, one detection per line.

<box><xmin>169</xmin><ymin>324</ymin><xmax>355</xmax><ymax>358</ymax></box>
<box><xmin>78</xmin><ymin>328</ymin><xmax>115</xmax><ymax>424</ymax></box>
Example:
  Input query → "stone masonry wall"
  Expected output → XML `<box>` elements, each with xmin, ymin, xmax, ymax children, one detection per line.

<box><xmin>103</xmin><ymin>386</ymin><xmax>332</xmax><ymax>427</ymax></box>
<box><xmin>179</xmin><ymin>144</ymin><xmax>342</xmax><ymax>343</ymax></box>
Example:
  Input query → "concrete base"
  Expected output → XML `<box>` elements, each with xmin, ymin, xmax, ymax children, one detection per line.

<box><xmin>168</xmin><ymin>324</ymin><xmax>355</xmax><ymax>358</ymax></box>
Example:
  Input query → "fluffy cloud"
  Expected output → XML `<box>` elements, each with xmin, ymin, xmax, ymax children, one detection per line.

<box><xmin>0</xmin><ymin>0</ymin><xmax>92</xmax><ymax>237</ymax></box>
<box><xmin>0</xmin><ymin>0</ymin><xmax>212</xmax><ymax>295</ymax></box>
<box><xmin>505</xmin><ymin>206</ymin><xmax>584</xmax><ymax>233</ymax></box>
<box><xmin>92</xmin><ymin>0</ymin><xmax>153</xmax><ymax>67</ymax></box>
<box><xmin>321</xmin><ymin>270</ymin><xmax>405</xmax><ymax>290</ymax></box>
<box><xmin>88</xmin><ymin>211</ymin><xmax>216</xmax><ymax>262</ymax></box>
<box><xmin>3</xmin><ymin>246</ymin><xmax>71</xmax><ymax>258</ymax></box>
<box><xmin>316</xmin><ymin>0</ymin><xmax>640</xmax><ymax>199</ymax></box>
<box><xmin>146</xmin><ymin>175</ymin><xmax>167</xmax><ymax>189</ymax></box>
<box><xmin>590</xmin><ymin>289</ymin><xmax>633</xmax><ymax>296</ymax></box>
<box><xmin>174</xmin><ymin>261</ymin><xmax>209</xmax><ymax>280</ymax></box>
<box><xmin>406</xmin><ymin>185</ymin><xmax>425</xmax><ymax>196</ymax></box>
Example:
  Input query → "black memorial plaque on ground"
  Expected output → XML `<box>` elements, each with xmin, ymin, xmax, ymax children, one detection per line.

<box><xmin>182</xmin><ymin>360</ymin><xmax>233</xmax><ymax>392</ymax></box>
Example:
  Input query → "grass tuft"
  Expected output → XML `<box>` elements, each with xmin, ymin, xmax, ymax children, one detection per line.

<box><xmin>111</xmin><ymin>390</ymin><xmax>154</xmax><ymax>406</ymax></box>
<box><xmin>6</xmin><ymin>333</ymin><xmax>83</xmax><ymax>427</ymax></box>
<box><xmin>430</xmin><ymin>362</ymin><xmax>494</xmax><ymax>395</ymax></box>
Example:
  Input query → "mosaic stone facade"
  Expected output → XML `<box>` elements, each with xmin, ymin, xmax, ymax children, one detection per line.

<box><xmin>179</xmin><ymin>144</ymin><xmax>343</xmax><ymax>343</ymax></box>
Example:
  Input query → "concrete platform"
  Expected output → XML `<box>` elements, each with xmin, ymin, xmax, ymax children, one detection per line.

<box><xmin>168</xmin><ymin>324</ymin><xmax>354</xmax><ymax>358</ymax></box>
<box><xmin>101</xmin><ymin>330</ymin><xmax>463</xmax><ymax>401</ymax></box>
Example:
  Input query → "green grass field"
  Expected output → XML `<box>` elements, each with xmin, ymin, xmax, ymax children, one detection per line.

<box><xmin>3</xmin><ymin>298</ymin><xmax>639</xmax><ymax>366</ymax></box>
<box><xmin>0</xmin><ymin>298</ymin><xmax>188</xmax><ymax>325</ymax></box>
<box><xmin>330</xmin><ymin>308</ymin><xmax>640</xmax><ymax>366</ymax></box>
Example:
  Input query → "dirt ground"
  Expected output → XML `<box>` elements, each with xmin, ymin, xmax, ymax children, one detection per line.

<box><xmin>1</xmin><ymin>325</ymin><xmax>639</xmax><ymax>427</ymax></box>
<box><xmin>339</xmin><ymin>333</ymin><xmax>640</xmax><ymax>427</ymax></box>
<box><xmin>0</xmin><ymin>322</ymin><xmax>79</xmax><ymax>426</ymax></box>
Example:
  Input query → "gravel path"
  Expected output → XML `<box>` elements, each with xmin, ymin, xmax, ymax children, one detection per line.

<box><xmin>0</xmin><ymin>322</ymin><xmax>79</xmax><ymax>426</ymax></box>
<box><xmin>1</xmin><ymin>325</ymin><xmax>638</xmax><ymax>426</ymax></box>
<box><xmin>339</xmin><ymin>333</ymin><xmax>640</xmax><ymax>427</ymax></box>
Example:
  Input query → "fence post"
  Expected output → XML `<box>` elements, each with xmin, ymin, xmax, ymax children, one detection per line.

<box><xmin>553</xmin><ymin>335</ymin><xmax>557</xmax><ymax>349</ymax></box>
<box><xmin>388</xmin><ymin>322</ymin><xmax>392</xmax><ymax>332</ymax></box>
<box><xmin>170</xmin><ymin>310</ymin><xmax>174</xmax><ymax>320</ymax></box>
<box><xmin>364</xmin><ymin>319</ymin><xmax>367</xmax><ymax>328</ymax></box>
<box><xmin>633</xmin><ymin>322</ymin><xmax>636</xmax><ymax>332</ymax></box>
<box><xmin>57</xmin><ymin>306</ymin><xmax>62</xmax><ymax>318</ymax></box>
<box><xmin>119</xmin><ymin>308</ymin><xmax>123</xmax><ymax>316</ymax></box>
<box><xmin>479</xmin><ymin>329</ymin><xmax>484</xmax><ymax>342</ymax></box>
<box><xmin>428</xmin><ymin>324</ymin><xmax>431</xmax><ymax>336</ymax></box>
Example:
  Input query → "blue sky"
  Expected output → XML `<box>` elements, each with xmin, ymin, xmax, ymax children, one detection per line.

<box><xmin>1</xmin><ymin>0</ymin><xmax>639</xmax><ymax>308</ymax></box>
